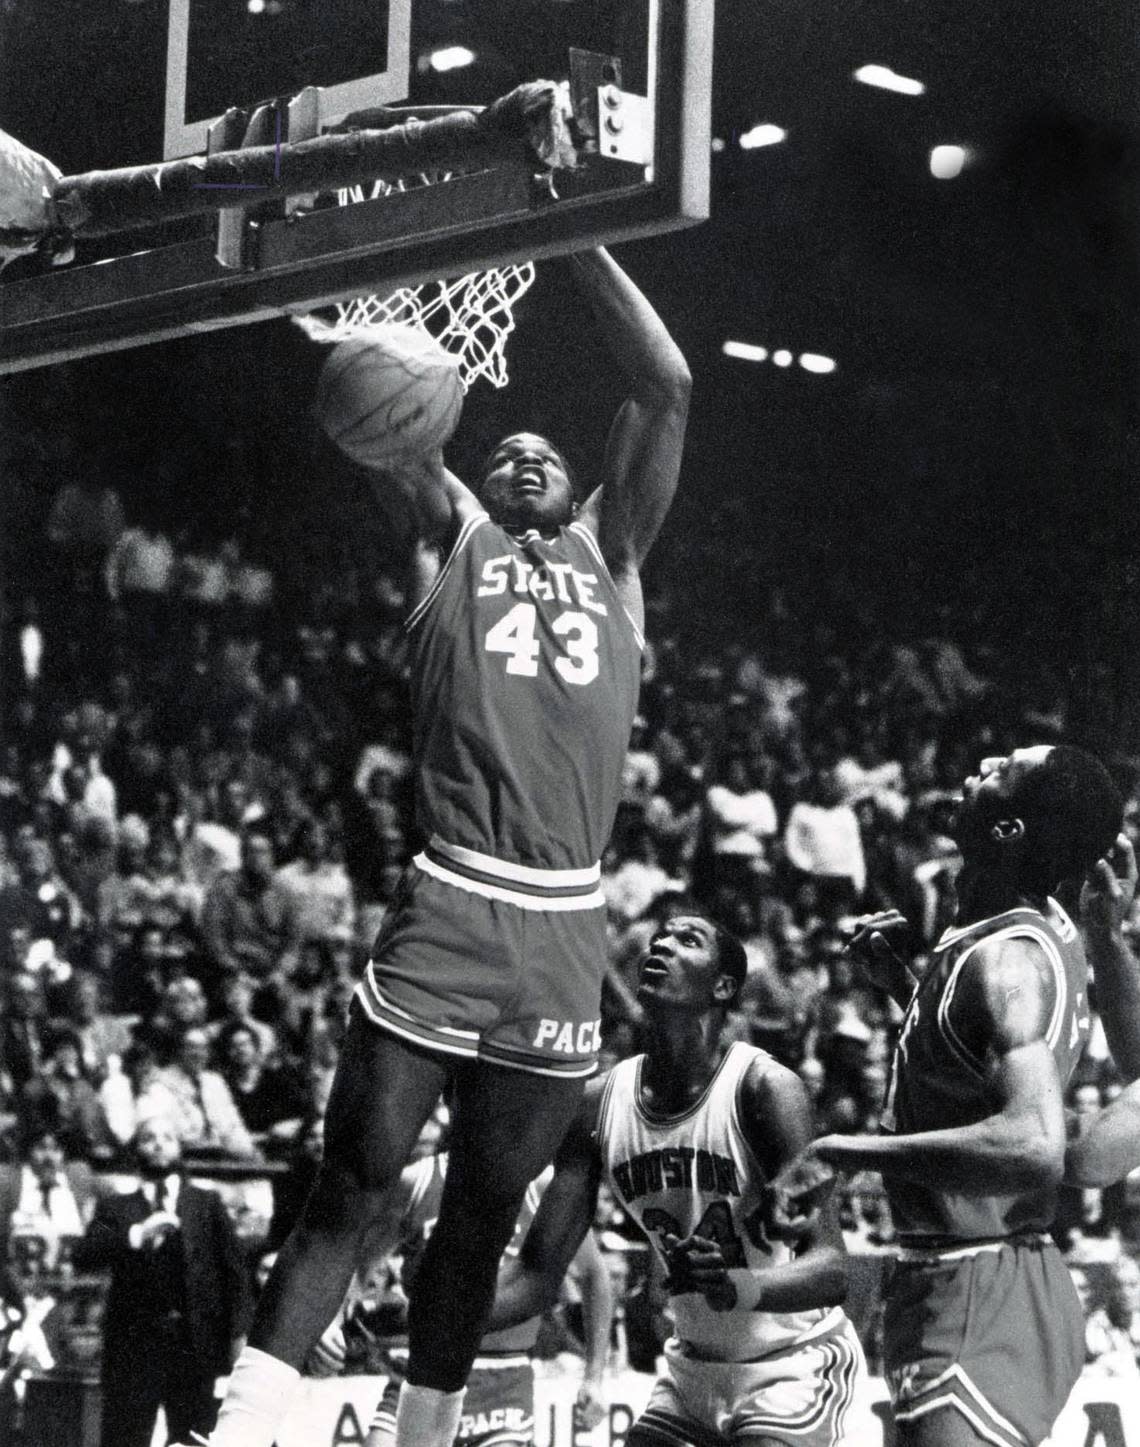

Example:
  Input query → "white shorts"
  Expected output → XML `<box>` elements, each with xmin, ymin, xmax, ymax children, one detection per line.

<box><xmin>635</xmin><ymin>1316</ymin><xmax>870</xmax><ymax>1447</ymax></box>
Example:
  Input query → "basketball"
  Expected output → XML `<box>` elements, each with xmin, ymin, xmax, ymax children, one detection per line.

<box><xmin>314</xmin><ymin>324</ymin><xmax>463</xmax><ymax>468</ymax></box>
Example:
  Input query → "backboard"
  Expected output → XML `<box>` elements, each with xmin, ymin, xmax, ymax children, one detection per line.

<box><xmin>0</xmin><ymin>0</ymin><xmax>712</xmax><ymax>376</ymax></box>
<box><xmin>165</xmin><ymin>0</ymin><xmax>412</xmax><ymax>160</ymax></box>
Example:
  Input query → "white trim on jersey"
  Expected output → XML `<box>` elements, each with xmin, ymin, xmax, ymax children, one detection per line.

<box><xmin>892</xmin><ymin>1363</ymin><xmax>1028</xmax><ymax>1447</ymax></box>
<box><xmin>353</xmin><ymin>981</ymin><xmax>599</xmax><ymax>1079</ymax></box>
<box><xmin>894</xmin><ymin>1233</ymin><xmax>1051</xmax><ymax>1264</ymax></box>
<box><xmin>413</xmin><ymin>852</ymin><xmax>605</xmax><ymax>911</ymax></box>
<box><xmin>358</xmin><ymin>974</ymin><xmax>482</xmax><ymax>1042</ymax></box>
<box><xmin>568</xmin><ymin>521</ymin><xmax>646</xmax><ymax>650</ymax></box>
<box><xmin>428</xmin><ymin>835</ymin><xmax>601</xmax><ymax>888</ymax></box>
<box><xmin>936</xmin><ymin>921</ymin><xmax>1067</xmax><ymax>1077</ymax></box>
<box><xmin>405</xmin><ymin>512</ymin><xmax>488</xmax><ymax>633</ymax></box>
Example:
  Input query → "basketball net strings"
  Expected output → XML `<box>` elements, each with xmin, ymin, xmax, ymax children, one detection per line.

<box><xmin>294</xmin><ymin>178</ymin><xmax>536</xmax><ymax>391</ymax></box>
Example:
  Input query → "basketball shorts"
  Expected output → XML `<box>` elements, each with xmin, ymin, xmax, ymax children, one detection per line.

<box><xmin>883</xmin><ymin>1235</ymin><xmax>1084</xmax><ymax>1447</ymax></box>
<box><xmin>370</xmin><ymin>1352</ymin><xmax>535</xmax><ymax>1447</ymax></box>
<box><xmin>633</xmin><ymin>1316</ymin><xmax>869</xmax><ymax>1447</ymax></box>
<box><xmin>355</xmin><ymin>841</ymin><xmax>606</xmax><ymax>1078</ymax></box>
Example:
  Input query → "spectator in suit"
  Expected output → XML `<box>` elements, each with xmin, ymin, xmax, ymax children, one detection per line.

<box><xmin>74</xmin><ymin>1115</ymin><xmax>253</xmax><ymax>1447</ymax></box>
<box><xmin>0</xmin><ymin>1119</ymin><xmax>103</xmax><ymax>1274</ymax></box>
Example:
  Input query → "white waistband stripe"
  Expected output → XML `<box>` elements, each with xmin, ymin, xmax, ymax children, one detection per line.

<box><xmin>428</xmin><ymin>835</ymin><xmax>600</xmax><ymax>887</ymax></box>
<box><xmin>415</xmin><ymin>853</ymin><xmax>605</xmax><ymax>911</ymax></box>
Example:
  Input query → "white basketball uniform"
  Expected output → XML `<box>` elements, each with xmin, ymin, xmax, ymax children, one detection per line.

<box><xmin>597</xmin><ymin>1042</ymin><xmax>871</xmax><ymax>1447</ymax></box>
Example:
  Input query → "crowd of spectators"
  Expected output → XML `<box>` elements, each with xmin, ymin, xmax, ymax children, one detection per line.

<box><xmin>3</xmin><ymin>426</ymin><xmax>1140</xmax><ymax>1388</ymax></box>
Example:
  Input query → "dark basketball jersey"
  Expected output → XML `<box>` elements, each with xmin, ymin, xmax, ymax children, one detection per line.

<box><xmin>395</xmin><ymin>1152</ymin><xmax>549</xmax><ymax>1353</ymax></box>
<box><xmin>882</xmin><ymin>900</ymin><xmax>1089</xmax><ymax>1241</ymax></box>
<box><xmin>406</xmin><ymin>514</ymin><xmax>643</xmax><ymax>872</ymax></box>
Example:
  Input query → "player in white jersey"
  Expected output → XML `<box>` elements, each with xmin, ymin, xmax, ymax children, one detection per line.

<box><xmin>488</xmin><ymin>915</ymin><xmax>872</xmax><ymax>1447</ymax></box>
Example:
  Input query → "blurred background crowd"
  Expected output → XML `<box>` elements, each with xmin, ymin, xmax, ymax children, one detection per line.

<box><xmin>2</xmin><ymin>370</ymin><xmax>1140</xmax><ymax>1420</ymax></box>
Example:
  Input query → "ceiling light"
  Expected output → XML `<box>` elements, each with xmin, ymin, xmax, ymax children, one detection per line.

<box><xmin>772</xmin><ymin>350</ymin><xmax>793</xmax><ymax>368</ymax></box>
<box><xmin>800</xmin><ymin>353</ymin><xmax>837</xmax><ymax>374</ymax></box>
<box><xmin>739</xmin><ymin>124</ymin><xmax>787</xmax><ymax>150</ymax></box>
<box><xmin>929</xmin><ymin>144</ymin><xmax>968</xmax><ymax>179</ymax></box>
<box><xmin>428</xmin><ymin>46</ymin><xmax>476</xmax><ymax>72</ymax></box>
<box><xmin>853</xmin><ymin>64</ymin><xmax>925</xmax><ymax>97</ymax></box>
<box><xmin>723</xmin><ymin>341</ymin><xmax>769</xmax><ymax>363</ymax></box>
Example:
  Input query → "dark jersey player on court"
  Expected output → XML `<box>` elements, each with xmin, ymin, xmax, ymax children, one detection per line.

<box><xmin>198</xmin><ymin>246</ymin><xmax>691</xmax><ymax>1447</ymax></box>
<box><xmin>780</xmin><ymin>744</ymin><xmax>1122</xmax><ymax>1447</ymax></box>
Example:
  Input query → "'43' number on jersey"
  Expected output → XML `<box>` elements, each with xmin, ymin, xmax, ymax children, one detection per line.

<box><xmin>485</xmin><ymin>602</ymin><xmax>599</xmax><ymax>685</ymax></box>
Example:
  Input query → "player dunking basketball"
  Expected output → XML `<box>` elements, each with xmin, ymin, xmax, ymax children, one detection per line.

<box><xmin>781</xmin><ymin>745</ymin><xmax>1122</xmax><ymax>1447</ymax></box>
<box><xmin>198</xmin><ymin>247</ymin><xmax>690</xmax><ymax>1447</ymax></box>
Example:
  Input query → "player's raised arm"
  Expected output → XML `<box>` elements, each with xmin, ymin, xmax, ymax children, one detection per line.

<box><xmin>805</xmin><ymin>938</ymin><xmax>1066</xmax><ymax>1194</ymax></box>
<box><xmin>363</xmin><ymin>447</ymin><xmax>479</xmax><ymax>552</ymax></box>
<box><xmin>486</xmin><ymin>1086</ymin><xmax>605</xmax><ymax>1331</ymax></box>
<box><xmin>843</xmin><ymin>910</ymin><xmax>918</xmax><ymax>1012</ymax></box>
<box><xmin>571</xmin><ymin>248</ymin><xmax>691</xmax><ymax>608</ymax></box>
<box><xmin>1081</xmin><ymin>834</ymin><xmax>1140</xmax><ymax>1080</ymax></box>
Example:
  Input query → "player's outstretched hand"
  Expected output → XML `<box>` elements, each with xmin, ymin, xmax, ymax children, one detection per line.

<box><xmin>1081</xmin><ymin>834</ymin><xmax>1138</xmax><ymax>940</ymax></box>
<box><xmin>763</xmin><ymin>1151</ymin><xmax>837</xmax><ymax>1242</ymax></box>
<box><xmin>843</xmin><ymin>910</ymin><xmax>912</xmax><ymax>993</ymax></box>
<box><xmin>661</xmin><ymin>1233</ymin><xmax>737</xmax><ymax>1312</ymax></box>
<box><xmin>575</xmin><ymin>1379</ymin><xmax>607</xmax><ymax>1431</ymax></box>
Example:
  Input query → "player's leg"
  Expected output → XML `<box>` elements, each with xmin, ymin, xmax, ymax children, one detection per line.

<box><xmin>250</xmin><ymin>1004</ymin><xmax>452</xmax><ymax>1364</ymax></box>
<box><xmin>403</xmin><ymin>1062</ymin><xmax>585</xmax><ymax>1393</ymax></box>
<box><xmin>208</xmin><ymin>1003</ymin><xmax>451</xmax><ymax>1447</ymax></box>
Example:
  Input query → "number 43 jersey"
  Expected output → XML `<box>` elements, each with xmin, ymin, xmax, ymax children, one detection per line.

<box><xmin>598</xmin><ymin>1042</ymin><xmax>840</xmax><ymax>1362</ymax></box>
<box><xmin>406</xmin><ymin>514</ymin><xmax>643</xmax><ymax>872</ymax></box>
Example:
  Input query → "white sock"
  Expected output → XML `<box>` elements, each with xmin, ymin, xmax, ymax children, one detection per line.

<box><xmin>394</xmin><ymin>1382</ymin><xmax>466</xmax><ymax>1447</ymax></box>
<box><xmin>209</xmin><ymin>1346</ymin><xmax>302</xmax><ymax>1447</ymax></box>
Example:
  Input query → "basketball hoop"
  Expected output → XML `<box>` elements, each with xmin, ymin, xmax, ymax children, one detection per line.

<box><xmin>294</xmin><ymin>173</ymin><xmax>536</xmax><ymax>391</ymax></box>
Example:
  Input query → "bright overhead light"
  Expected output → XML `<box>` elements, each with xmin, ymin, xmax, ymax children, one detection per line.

<box><xmin>800</xmin><ymin>353</ymin><xmax>837</xmax><ymax>374</ymax></box>
<box><xmin>723</xmin><ymin>341</ymin><xmax>769</xmax><ymax>363</ymax></box>
<box><xmin>247</xmin><ymin>0</ymin><xmax>265</xmax><ymax>11</ymax></box>
<box><xmin>853</xmin><ymin>64</ymin><xmax>925</xmax><ymax>96</ymax></box>
<box><xmin>772</xmin><ymin>349</ymin><xmax>793</xmax><ymax>368</ymax></box>
<box><xmin>929</xmin><ymin>144</ymin><xmax>968</xmax><ymax>179</ymax></box>
<box><xmin>739</xmin><ymin>123</ymin><xmax>787</xmax><ymax>151</ymax></box>
<box><xmin>429</xmin><ymin>45</ymin><xmax>476</xmax><ymax>72</ymax></box>
<box><xmin>711</xmin><ymin>137</ymin><xmax>727</xmax><ymax>153</ymax></box>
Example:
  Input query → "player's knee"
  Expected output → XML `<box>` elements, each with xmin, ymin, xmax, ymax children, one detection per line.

<box><xmin>303</xmin><ymin>1159</ymin><xmax>393</xmax><ymax>1229</ymax></box>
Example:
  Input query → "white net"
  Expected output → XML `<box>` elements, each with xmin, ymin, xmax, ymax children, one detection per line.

<box><xmin>294</xmin><ymin>177</ymin><xmax>536</xmax><ymax>391</ymax></box>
